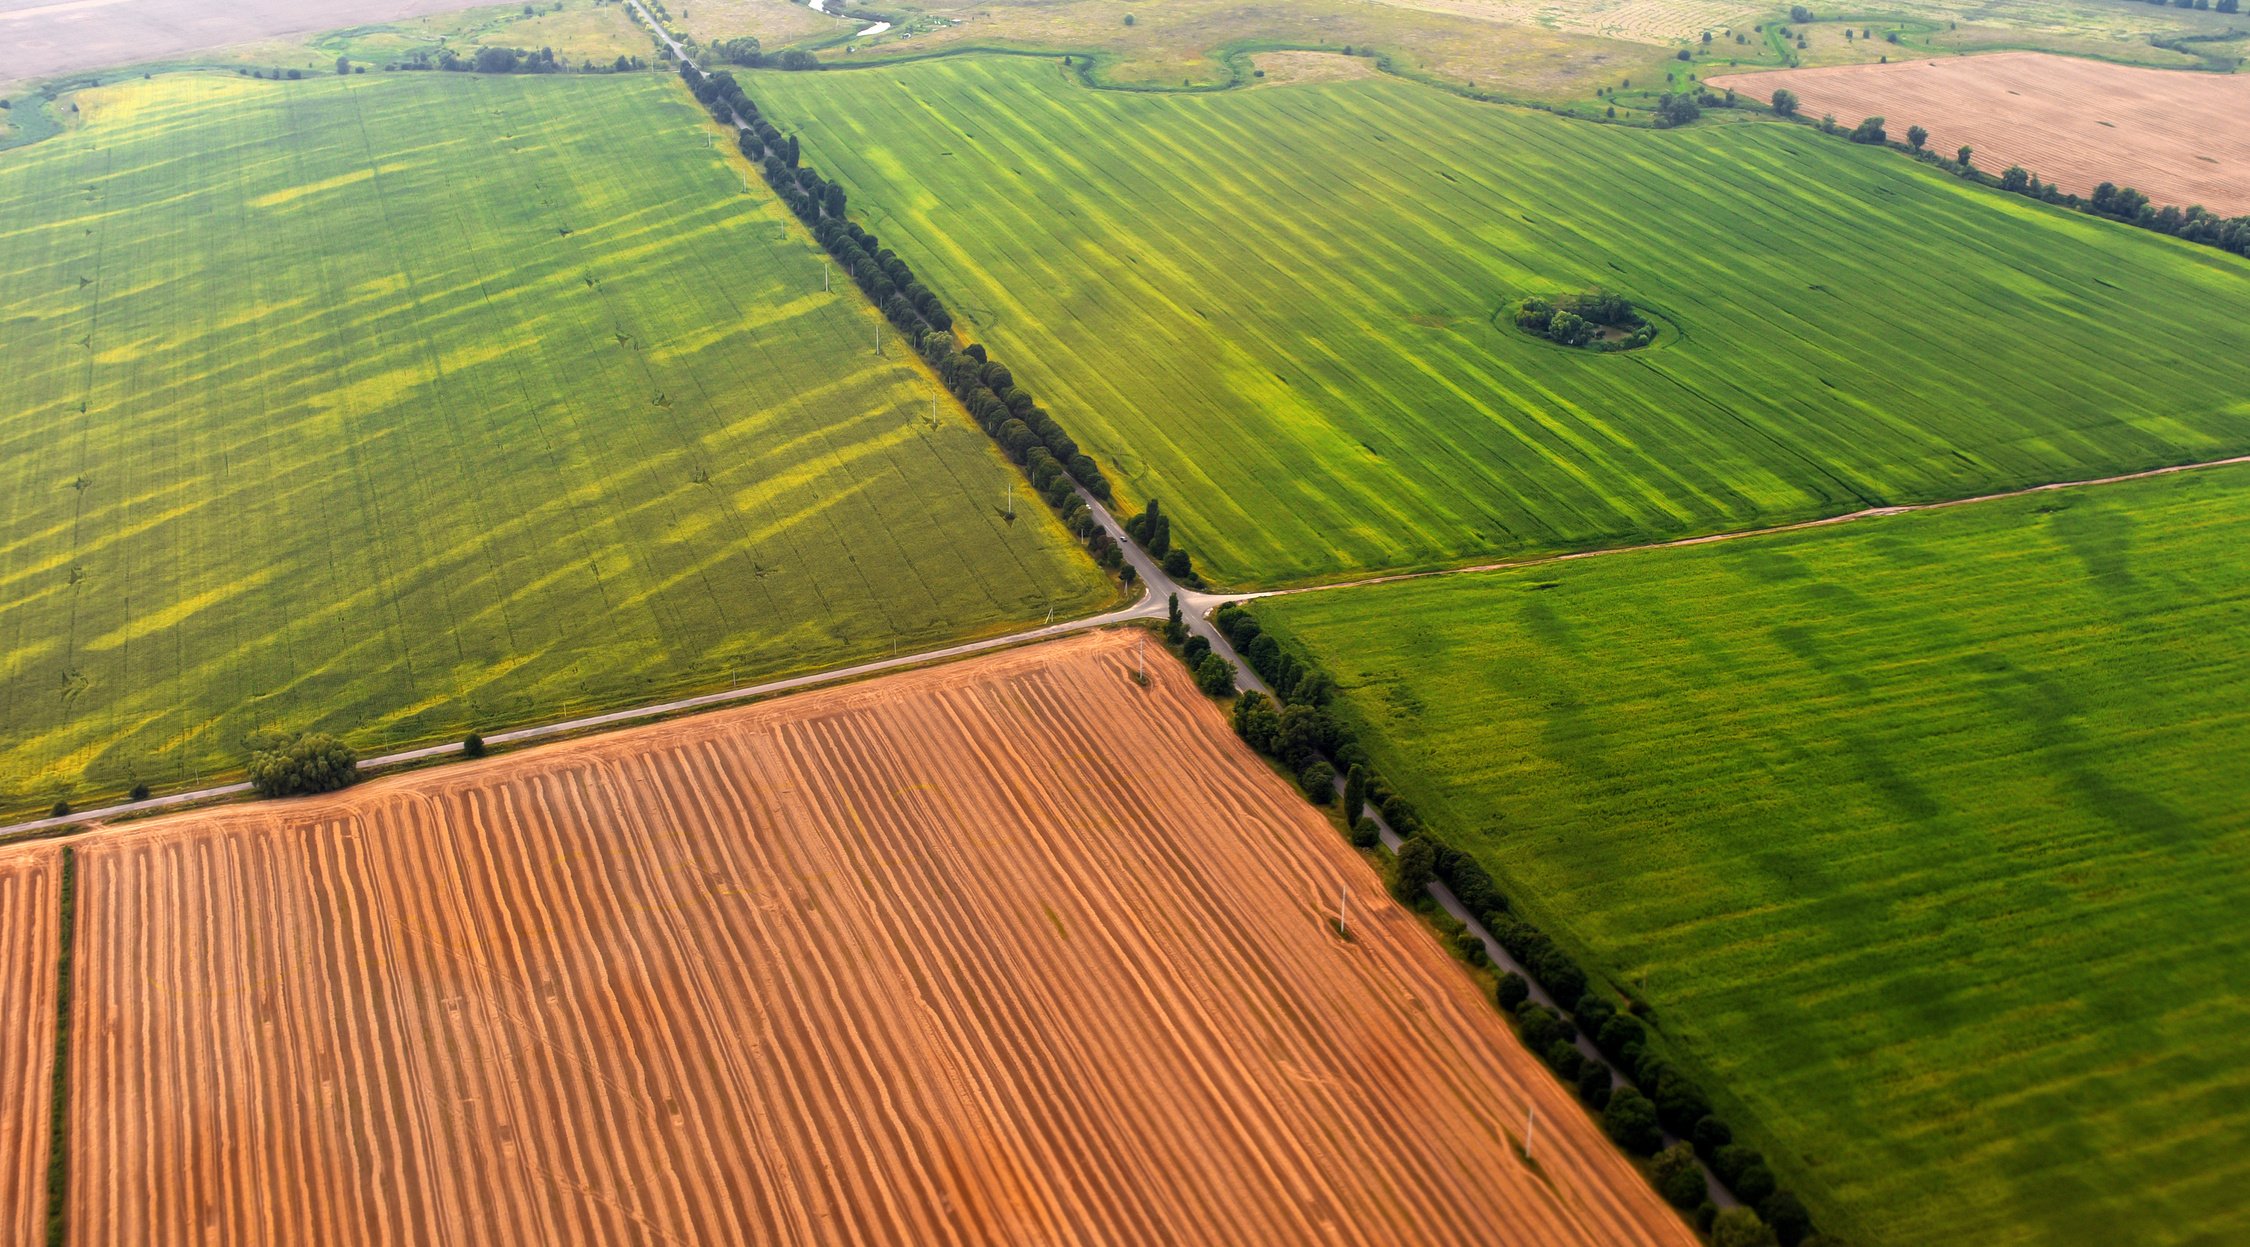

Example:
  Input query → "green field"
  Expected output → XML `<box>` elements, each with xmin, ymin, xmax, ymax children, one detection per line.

<box><xmin>0</xmin><ymin>70</ymin><xmax>1108</xmax><ymax>814</ymax></box>
<box><xmin>1255</xmin><ymin>466</ymin><xmax>2250</xmax><ymax>1247</ymax></box>
<box><xmin>749</xmin><ymin>57</ymin><xmax>2250</xmax><ymax>587</ymax></box>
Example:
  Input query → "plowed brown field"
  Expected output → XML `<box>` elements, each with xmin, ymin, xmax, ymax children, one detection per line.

<box><xmin>1713</xmin><ymin>53</ymin><xmax>2250</xmax><ymax>212</ymax></box>
<box><xmin>57</xmin><ymin>632</ymin><xmax>1691</xmax><ymax>1246</ymax></box>
<box><xmin>0</xmin><ymin>846</ymin><xmax>59</xmax><ymax>1247</ymax></box>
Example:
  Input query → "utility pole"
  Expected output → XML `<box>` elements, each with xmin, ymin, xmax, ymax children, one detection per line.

<box><xmin>1525</xmin><ymin>1106</ymin><xmax>1537</xmax><ymax>1160</ymax></box>
<box><xmin>1338</xmin><ymin>885</ymin><xmax>1348</xmax><ymax>937</ymax></box>
<box><xmin>823</xmin><ymin>259</ymin><xmax>829</xmax><ymax>293</ymax></box>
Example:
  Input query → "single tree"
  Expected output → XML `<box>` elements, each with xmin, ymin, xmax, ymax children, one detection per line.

<box><xmin>1601</xmin><ymin>1087</ymin><xmax>1664</xmax><ymax>1154</ymax></box>
<box><xmin>1771</xmin><ymin>88</ymin><xmax>1799</xmax><ymax>116</ymax></box>
<box><xmin>464</xmin><ymin>733</ymin><xmax>488</xmax><ymax>758</ymax></box>
<box><xmin>1906</xmin><ymin>124</ymin><xmax>1928</xmax><ymax>151</ymax></box>
<box><xmin>1342</xmin><ymin>766</ymin><xmax>1366</xmax><ymax>823</ymax></box>
<box><xmin>1956</xmin><ymin>143</ymin><xmax>1973</xmax><ymax>168</ymax></box>
<box><xmin>128</xmin><ymin>781</ymin><xmax>150</xmax><ymax>802</ymax></box>
<box><xmin>1194</xmin><ymin>653</ymin><xmax>1236</xmax><ymax>696</ymax></box>
<box><xmin>1299</xmin><ymin>760</ymin><xmax>1336</xmax><ymax>803</ymax></box>
<box><xmin>1390</xmin><ymin>835</ymin><xmax>1437</xmax><ymax>901</ymax></box>
<box><xmin>1711</xmin><ymin>1207</ymin><xmax>1778</xmax><ymax>1247</ymax></box>
<box><xmin>336</xmin><ymin>56</ymin><xmax>352</xmax><ymax>75</ymax></box>
<box><xmin>1848</xmin><ymin>114</ymin><xmax>1887</xmax><ymax>144</ymax></box>
<box><xmin>1652</xmin><ymin>1143</ymin><xmax>1706</xmax><ymax>1208</ymax></box>
<box><xmin>1759</xmin><ymin>1191</ymin><xmax>1814</xmax><ymax>1247</ymax></box>
<box><xmin>49</xmin><ymin>800</ymin><xmax>69</xmax><ymax>819</ymax></box>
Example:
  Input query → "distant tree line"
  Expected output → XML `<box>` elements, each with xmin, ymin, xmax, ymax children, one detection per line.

<box><xmin>676</xmin><ymin>58</ymin><xmax>1138</xmax><ymax>578</ymax></box>
<box><xmin>1771</xmin><ymin>90</ymin><xmax>2250</xmax><ymax>258</ymax></box>
<box><xmin>1207</xmin><ymin>602</ymin><xmax>1825</xmax><ymax>1247</ymax></box>
<box><xmin>383</xmin><ymin>45</ymin><xmax>650</xmax><ymax>73</ymax></box>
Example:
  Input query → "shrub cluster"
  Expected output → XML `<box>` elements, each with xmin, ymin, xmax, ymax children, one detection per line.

<box><xmin>678</xmin><ymin>60</ymin><xmax>1128</xmax><ymax>573</ymax></box>
<box><xmin>1210</xmin><ymin>603</ymin><xmax>1823</xmax><ymax>1245</ymax></box>
<box><xmin>1512</xmin><ymin>290</ymin><xmax>1654</xmax><ymax>350</ymax></box>
<box><xmin>245</xmin><ymin>731</ymin><xmax>359</xmax><ymax>798</ymax></box>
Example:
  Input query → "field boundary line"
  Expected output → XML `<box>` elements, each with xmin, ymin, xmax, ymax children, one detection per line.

<box><xmin>6</xmin><ymin>450</ymin><xmax>2246</xmax><ymax>842</ymax></box>
<box><xmin>1236</xmin><ymin>451</ymin><xmax>2250</xmax><ymax>603</ymax></box>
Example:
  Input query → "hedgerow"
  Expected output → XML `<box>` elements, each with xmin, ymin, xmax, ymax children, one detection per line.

<box><xmin>1208</xmin><ymin>602</ymin><xmax>1821</xmax><ymax>1244</ymax></box>
<box><xmin>675</xmin><ymin>59</ymin><xmax>1163</xmax><ymax>577</ymax></box>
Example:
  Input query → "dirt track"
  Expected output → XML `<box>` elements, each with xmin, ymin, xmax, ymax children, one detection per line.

<box><xmin>0</xmin><ymin>847</ymin><xmax>58</xmax><ymax>1246</ymax></box>
<box><xmin>49</xmin><ymin>632</ymin><xmax>1691</xmax><ymax>1246</ymax></box>
<box><xmin>1713</xmin><ymin>52</ymin><xmax>2250</xmax><ymax>213</ymax></box>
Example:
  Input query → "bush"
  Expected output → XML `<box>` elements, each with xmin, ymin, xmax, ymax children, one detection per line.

<box><xmin>128</xmin><ymin>781</ymin><xmax>150</xmax><ymax>802</ymax></box>
<box><xmin>1390</xmin><ymin>835</ymin><xmax>1437</xmax><ymax>901</ymax></box>
<box><xmin>1194</xmin><ymin>653</ymin><xmax>1237</xmax><ymax>697</ymax></box>
<box><xmin>1161</xmin><ymin>548</ymin><xmax>1194</xmax><ymax>580</ymax></box>
<box><xmin>463</xmin><ymin>733</ymin><xmax>487</xmax><ymax>758</ymax></box>
<box><xmin>1693</xmin><ymin>1114</ymin><xmax>1734</xmax><ymax>1157</ymax></box>
<box><xmin>1653</xmin><ymin>1143</ymin><xmax>1706</xmax><ymax>1208</ymax></box>
<box><xmin>1602</xmin><ymin>1087</ymin><xmax>1663</xmax><ymax>1155</ymax></box>
<box><xmin>1496</xmin><ymin>971</ymin><xmax>1529</xmax><ymax>1010</ymax></box>
<box><xmin>246</xmin><ymin>731</ymin><xmax>359</xmax><ymax>797</ymax></box>
<box><xmin>1712</xmin><ymin>1143</ymin><xmax>1765</xmax><ymax>1187</ymax></box>
<box><xmin>1759</xmin><ymin>1191</ymin><xmax>1814</xmax><ymax>1247</ymax></box>
<box><xmin>1299</xmin><ymin>760</ymin><xmax>1336</xmax><ymax>803</ymax></box>
<box><xmin>1514</xmin><ymin>1002</ymin><xmax>1568</xmax><ymax>1051</ymax></box>
<box><xmin>49</xmin><ymin>800</ymin><xmax>69</xmax><ymax>819</ymax></box>
<box><xmin>1349</xmin><ymin>816</ymin><xmax>1382</xmax><ymax>849</ymax></box>
<box><xmin>1712</xmin><ymin>1207</ymin><xmax>1778</xmax><ymax>1247</ymax></box>
<box><xmin>1576</xmin><ymin>1061</ymin><xmax>1612</xmax><ymax>1107</ymax></box>
<box><xmin>1452</xmin><ymin>928</ymin><xmax>1488</xmax><ymax>966</ymax></box>
<box><xmin>1732</xmin><ymin>1163</ymin><xmax>1777</xmax><ymax>1207</ymax></box>
<box><xmin>1653</xmin><ymin>1070</ymin><xmax>1713</xmax><ymax>1135</ymax></box>
<box><xmin>1181</xmin><ymin>635</ymin><xmax>1210</xmax><ymax>665</ymax></box>
<box><xmin>1574</xmin><ymin>994</ymin><xmax>1616</xmax><ymax>1035</ymax></box>
<box><xmin>1596</xmin><ymin>1013</ymin><xmax>1646</xmax><ymax>1058</ymax></box>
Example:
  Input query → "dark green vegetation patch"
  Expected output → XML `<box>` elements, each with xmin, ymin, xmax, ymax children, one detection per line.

<box><xmin>1256</xmin><ymin>465</ymin><xmax>2250</xmax><ymax>1247</ymax></box>
<box><xmin>752</xmin><ymin>57</ymin><xmax>2250</xmax><ymax>588</ymax></box>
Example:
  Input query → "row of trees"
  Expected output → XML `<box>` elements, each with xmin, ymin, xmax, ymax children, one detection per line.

<box><xmin>677</xmin><ymin>58</ymin><xmax>1134</xmax><ymax>577</ymax></box>
<box><xmin>1770</xmin><ymin>90</ymin><xmax>2250</xmax><ymax>258</ymax></box>
<box><xmin>1205</xmin><ymin>603</ymin><xmax>1824</xmax><ymax>1246</ymax></box>
<box><xmin>385</xmin><ymin>46</ymin><xmax>648</xmax><ymax>74</ymax></box>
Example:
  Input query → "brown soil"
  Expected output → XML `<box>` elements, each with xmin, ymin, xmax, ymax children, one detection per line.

<box><xmin>50</xmin><ymin>632</ymin><xmax>1693</xmax><ymax>1245</ymax></box>
<box><xmin>1712</xmin><ymin>52</ymin><xmax>2250</xmax><ymax>213</ymax></box>
<box><xmin>0</xmin><ymin>846</ymin><xmax>58</xmax><ymax>1244</ymax></box>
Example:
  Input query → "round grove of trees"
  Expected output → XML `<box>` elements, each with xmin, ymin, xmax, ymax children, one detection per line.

<box><xmin>1511</xmin><ymin>291</ymin><xmax>1656</xmax><ymax>351</ymax></box>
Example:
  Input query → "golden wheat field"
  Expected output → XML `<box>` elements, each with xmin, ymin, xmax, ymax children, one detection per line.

<box><xmin>36</xmin><ymin>632</ymin><xmax>1692</xmax><ymax>1245</ymax></box>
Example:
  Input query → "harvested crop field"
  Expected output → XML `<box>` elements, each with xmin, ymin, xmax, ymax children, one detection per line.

<box><xmin>0</xmin><ymin>846</ymin><xmax>59</xmax><ymax>1245</ymax></box>
<box><xmin>1713</xmin><ymin>53</ymin><xmax>2250</xmax><ymax>212</ymax></box>
<box><xmin>55</xmin><ymin>632</ymin><xmax>1691</xmax><ymax>1245</ymax></box>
